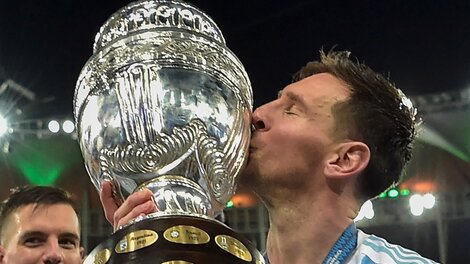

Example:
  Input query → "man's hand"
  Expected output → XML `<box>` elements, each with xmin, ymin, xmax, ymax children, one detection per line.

<box><xmin>100</xmin><ymin>180</ymin><xmax>157</xmax><ymax>231</ymax></box>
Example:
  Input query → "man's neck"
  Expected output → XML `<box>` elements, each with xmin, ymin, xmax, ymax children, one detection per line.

<box><xmin>264</xmin><ymin>193</ymin><xmax>357</xmax><ymax>264</ymax></box>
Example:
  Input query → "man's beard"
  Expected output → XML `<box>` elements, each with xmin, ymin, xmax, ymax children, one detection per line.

<box><xmin>238</xmin><ymin>159</ymin><xmax>276</xmax><ymax>201</ymax></box>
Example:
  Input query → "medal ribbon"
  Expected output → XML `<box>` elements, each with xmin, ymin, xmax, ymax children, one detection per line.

<box><xmin>322</xmin><ymin>224</ymin><xmax>358</xmax><ymax>264</ymax></box>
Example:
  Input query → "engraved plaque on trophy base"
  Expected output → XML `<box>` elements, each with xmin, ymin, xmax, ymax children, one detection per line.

<box><xmin>84</xmin><ymin>215</ymin><xmax>265</xmax><ymax>264</ymax></box>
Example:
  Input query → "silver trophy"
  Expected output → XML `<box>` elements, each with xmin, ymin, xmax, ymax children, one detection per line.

<box><xmin>74</xmin><ymin>0</ymin><xmax>264</xmax><ymax>263</ymax></box>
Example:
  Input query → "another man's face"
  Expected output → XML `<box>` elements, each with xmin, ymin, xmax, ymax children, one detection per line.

<box><xmin>0</xmin><ymin>203</ymin><xmax>83</xmax><ymax>264</ymax></box>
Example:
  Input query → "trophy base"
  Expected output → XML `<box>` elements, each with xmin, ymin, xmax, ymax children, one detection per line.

<box><xmin>84</xmin><ymin>215</ymin><xmax>265</xmax><ymax>264</ymax></box>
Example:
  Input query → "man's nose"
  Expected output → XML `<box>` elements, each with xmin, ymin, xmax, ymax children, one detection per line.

<box><xmin>42</xmin><ymin>241</ymin><xmax>64</xmax><ymax>264</ymax></box>
<box><xmin>252</xmin><ymin>105</ymin><xmax>268</xmax><ymax>131</ymax></box>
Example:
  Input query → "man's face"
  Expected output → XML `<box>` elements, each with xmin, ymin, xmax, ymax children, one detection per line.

<box><xmin>243</xmin><ymin>73</ymin><xmax>350</xmax><ymax>194</ymax></box>
<box><xmin>0</xmin><ymin>203</ymin><xmax>83</xmax><ymax>264</ymax></box>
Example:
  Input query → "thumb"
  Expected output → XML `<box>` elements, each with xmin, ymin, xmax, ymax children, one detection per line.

<box><xmin>99</xmin><ymin>180</ymin><xmax>119</xmax><ymax>226</ymax></box>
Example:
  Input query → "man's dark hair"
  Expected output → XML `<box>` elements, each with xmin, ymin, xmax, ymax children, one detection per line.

<box><xmin>294</xmin><ymin>50</ymin><xmax>418</xmax><ymax>200</ymax></box>
<box><xmin>0</xmin><ymin>185</ymin><xmax>78</xmax><ymax>238</ymax></box>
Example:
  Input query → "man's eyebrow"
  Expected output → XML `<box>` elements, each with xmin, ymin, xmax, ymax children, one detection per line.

<box><xmin>59</xmin><ymin>232</ymin><xmax>80</xmax><ymax>241</ymax></box>
<box><xmin>19</xmin><ymin>231</ymin><xmax>46</xmax><ymax>240</ymax></box>
<box><xmin>284</xmin><ymin>90</ymin><xmax>308</xmax><ymax>109</ymax></box>
<box><xmin>19</xmin><ymin>231</ymin><xmax>80</xmax><ymax>241</ymax></box>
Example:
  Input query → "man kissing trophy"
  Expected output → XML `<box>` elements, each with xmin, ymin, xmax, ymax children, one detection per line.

<box><xmin>74</xmin><ymin>0</ymin><xmax>264</xmax><ymax>263</ymax></box>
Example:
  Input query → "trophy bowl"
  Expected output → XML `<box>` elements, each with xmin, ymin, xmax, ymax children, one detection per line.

<box><xmin>74</xmin><ymin>0</ymin><xmax>264</xmax><ymax>263</ymax></box>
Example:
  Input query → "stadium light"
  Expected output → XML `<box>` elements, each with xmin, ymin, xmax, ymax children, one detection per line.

<box><xmin>48</xmin><ymin>120</ymin><xmax>60</xmax><ymax>133</ymax></box>
<box><xmin>354</xmin><ymin>200</ymin><xmax>374</xmax><ymax>222</ymax></box>
<box><xmin>379</xmin><ymin>188</ymin><xmax>410</xmax><ymax>199</ymax></box>
<box><xmin>62</xmin><ymin>120</ymin><xmax>75</xmax><ymax>134</ymax></box>
<box><xmin>409</xmin><ymin>194</ymin><xmax>424</xmax><ymax>216</ymax></box>
<box><xmin>422</xmin><ymin>193</ymin><xmax>436</xmax><ymax>209</ymax></box>
<box><xmin>409</xmin><ymin>192</ymin><xmax>435</xmax><ymax>216</ymax></box>
<box><xmin>388</xmin><ymin>188</ymin><xmax>399</xmax><ymax>198</ymax></box>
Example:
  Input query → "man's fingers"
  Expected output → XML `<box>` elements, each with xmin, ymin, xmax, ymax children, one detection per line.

<box><xmin>114</xmin><ymin>199</ymin><xmax>157</xmax><ymax>231</ymax></box>
<box><xmin>100</xmin><ymin>182</ymin><xmax>157</xmax><ymax>230</ymax></box>
<box><xmin>99</xmin><ymin>180</ymin><xmax>119</xmax><ymax>225</ymax></box>
<box><xmin>112</xmin><ymin>189</ymin><xmax>156</xmax><ymax>229</ymax></box>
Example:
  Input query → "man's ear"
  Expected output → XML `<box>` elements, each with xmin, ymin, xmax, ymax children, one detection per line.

<box><xmin>324</xmin><ymin>141</ymin><xmax>370</xmax><ymax>179</ymax></box>
<box><xmin>80</xmin><ymin>246</ymin><xmax>85</xmax><ymax>260</ymax></box>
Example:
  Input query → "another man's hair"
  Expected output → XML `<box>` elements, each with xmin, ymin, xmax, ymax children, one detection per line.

<box><xmin>294</xmin><ymin>50</ymin><xmax>418</xmax><ymax>200</ymax></box>
<box><xmin>0</xmin><ymin>185</ymin><xmax>78</xmax><ymax>238</ymax></box>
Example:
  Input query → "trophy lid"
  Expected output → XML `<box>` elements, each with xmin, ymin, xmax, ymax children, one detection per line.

<box><xmin>74</xmin><ymin>0</ymin><xmax>252</xmax><ymax>123</ymax></box>
<box><xmin>93</xmin><ymin>0</ymin><xmax>226</xmax><ymax>53</ymax></box>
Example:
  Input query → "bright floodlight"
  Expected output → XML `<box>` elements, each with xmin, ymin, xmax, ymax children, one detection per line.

<box><xmin>422</xmin><ymin>193</ymin><xmax>436</xmax><ymax>209</ymax></box>
<box><xmin>354</xmin><ymin>211</ymin><xmax>364</xmax><ymax>222</ymax></box>
<box><xmin>48</xmin><ymin>120</ymin><xmax>60</xmax><ymax>133</ymax></box>
<box><xmin>354</xmin><ymin>200</ymin><xmax>374</xmax><ymax>222</ymax></box>
<box><xmin>0</xmin><ymin>115</ymin><xmax>7</xmax><ymax>136</ymax></box>
<box><xmin>409</xmin><ymin>194</ymin><xmax>424</xmax><ymax>216</ymax></box>
<box><xmin>363</xmin><ymin>200</ymin><xmax>375</xmax><ymax>219</ymax></box>
<box><xmin>62</xmin><ymin>120</ymin><xmax>75</xmax><ymax>134</ymax></box>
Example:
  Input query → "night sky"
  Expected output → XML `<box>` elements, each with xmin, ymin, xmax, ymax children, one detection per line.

<box><xmin>0</xmin><ymin>0</ymin><xmax>470</xmax><ymax>119</ymax></box>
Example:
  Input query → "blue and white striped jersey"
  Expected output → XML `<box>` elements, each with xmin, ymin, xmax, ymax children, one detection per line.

<box><xmin>346</xmin><ymin>230</ymin><xmax>439</xmax><ymax>264</ymax></box>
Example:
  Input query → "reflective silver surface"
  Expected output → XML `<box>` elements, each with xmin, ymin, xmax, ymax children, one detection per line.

<box><xmin>74</xmin><ymin>0</ymin><xmax>252</xmax><ymax>218</ymax></box>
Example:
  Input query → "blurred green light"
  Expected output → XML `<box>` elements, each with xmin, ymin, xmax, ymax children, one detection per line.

<box><xmin>378</xmin><ymin>192</ymin><xmax>387</xmax><ymax>199</ymax></box>
<box><xmin>400</xmin><ymin>189</ymin><xmax>410</xmax><ymax>196</ymax></box>
<box><xmin>8</xmin><ymin>137</ymin><xmax>77</xmax><ymax>186</ymax></box>
<box><xmin>19</xmin><ymin>161</ymin><xmax>63</xmax><ymax>186</ymax></box>
<box><xmin>388</xmin><ymin>189</ymin><xmax>399</xmax><ymax>198</ymax></box>
<box><xmin>226</xmin><ymin>200</ymin><xmax>234</xmax><ymax>208</ymax></box>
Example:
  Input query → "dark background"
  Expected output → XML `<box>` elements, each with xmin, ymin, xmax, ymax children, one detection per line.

<box><xmin>1</xmin><ymin>0</ymin><xmax>470</xmax><ymax>119</ymax></box>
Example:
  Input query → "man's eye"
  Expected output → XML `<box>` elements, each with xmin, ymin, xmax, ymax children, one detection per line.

<box><xmin>24</xmin><ymin>237</ymin><xmax>44</xmax><ymax>247</ymax></box>
<box><xmin>59</xmin><ymin>239</ymin><xmax>77</xmax><ymax>249</ymax></box>
<box><xmin>284</xmin><ymin>105</ymin><xmax>297</xmax><ymax>115</ymax></box>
